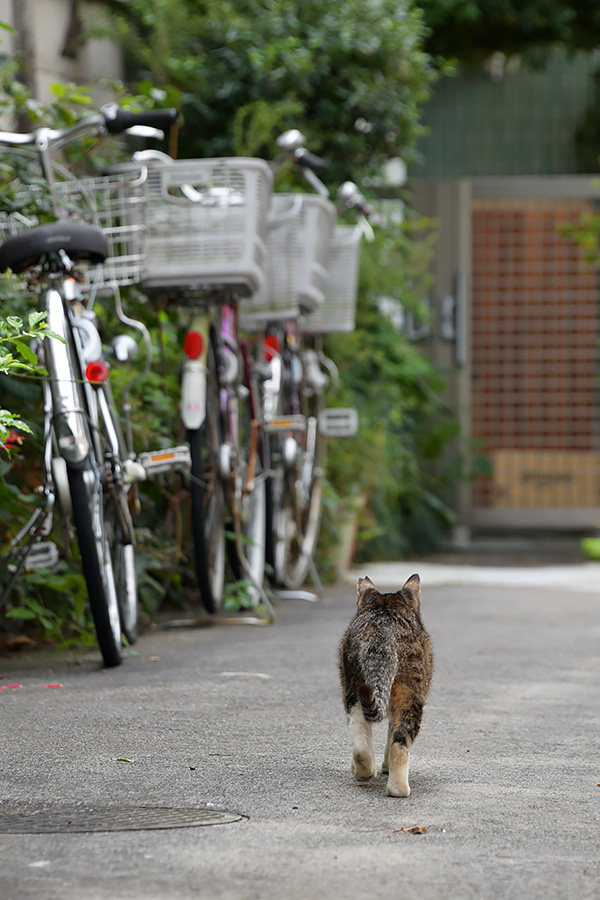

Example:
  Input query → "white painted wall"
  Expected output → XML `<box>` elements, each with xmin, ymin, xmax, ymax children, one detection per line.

<box><xmin>0</xmin><ymin>0</ymin><xmax>123</xmax><ymax>103</ymax></box>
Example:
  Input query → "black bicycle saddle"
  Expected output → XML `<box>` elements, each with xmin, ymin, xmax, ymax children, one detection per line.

<box><xmin>0</xmin><ymin>220</ymin><xmax>109</xmax><ymax>273</ymax></box>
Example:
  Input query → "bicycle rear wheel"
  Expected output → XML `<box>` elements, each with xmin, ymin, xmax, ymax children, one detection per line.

<box><xmin>188</xmin><ymin>335</ymin><xmax>226</xmax><ymax>613</ymax></box>
<box><xmin>67</xmin><ymin>462</ymin><xmax>124</xmax><ymax>668</ymax></box>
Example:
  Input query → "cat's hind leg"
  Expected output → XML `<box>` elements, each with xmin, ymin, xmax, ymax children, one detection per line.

<box><xmin>348</xmin><ymin>703</ymin><xmax>377</xmax><ymax>781</ymax></box>
<box><xmin>382</xmin><ymin>720</ymin><xmax>394</xmax><ymax>774</ymax></box>
<box><xmin>386</xmin><ymin>684</ymin><xmax>424</xmax><ymax>797</ymax></box>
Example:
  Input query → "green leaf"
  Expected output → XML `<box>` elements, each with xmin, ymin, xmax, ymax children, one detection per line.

<box><xmin>28</xmin><ymin>311</ymin><xmax>47</xmax><ymax>329</ymax></box>
<box><xmin>13</xmin><ymin>341</ymin><xmax>37</xmax><ymax>366</ymax></box>
<box><xmin>50</xmin><ymin>82</ymin><xmax>68</xmax><ymax>98</ymax></box>
<box><xmin>6</xmin><ymin>606</ymin><xmax>37</xmax><ymax>620</ymax></box>
<box><xmin>41</xmin><ymin>330</ymin><xmax>66</xmax><ymax>344</ymax></box>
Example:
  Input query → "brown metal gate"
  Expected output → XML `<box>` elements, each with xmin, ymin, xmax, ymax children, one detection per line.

<box><xmin>470</xmin><ymin>190</ymin><xmax>600</xmax><ymax>527</ymax></box>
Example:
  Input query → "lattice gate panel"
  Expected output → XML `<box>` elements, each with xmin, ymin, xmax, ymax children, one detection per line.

<box><xmin>471</xmin><ymin>197</ymin><xmax>600</xmax><ymax>522</ymax></box>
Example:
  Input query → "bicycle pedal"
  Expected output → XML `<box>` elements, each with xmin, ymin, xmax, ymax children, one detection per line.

<box><xmin>264</xmin><ymin>415</ymin><xmax>307</xmax><ymax>433</ymax></box>
<box><xmin>318</xmin><ymin>408</ymin><xmax>359</xmax><ymax>438</ymax></box>
<box><xmin>23</xmin><ymin>542</ymin><xmax>60</xmax><ymax>573</ymax></box>
<box><xmin>137</xmin><ymin>445</ymin><xmax>191</xmax><ymax>477</ymax></box>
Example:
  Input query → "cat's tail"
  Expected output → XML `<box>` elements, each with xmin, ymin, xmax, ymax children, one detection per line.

<box><xmin>358</xmin><ymin>683</ymin><xmax>387</xmax><ymax>722</ymax></box>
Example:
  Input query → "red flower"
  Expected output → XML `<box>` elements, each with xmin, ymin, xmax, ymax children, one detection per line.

<box><xmin>2</xmin><ymin>430</ymin><xmax>25</xmax><ymax>449</ymax></box>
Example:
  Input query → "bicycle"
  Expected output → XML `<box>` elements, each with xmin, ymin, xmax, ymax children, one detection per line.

<box><xmin>241</xmin><ymin>133</ymin><xmax>369</xmax><ymax>590</ymax></box>
<box><xmin>108</xmin><ymin>150</ymin><xmax>274</xmax><ymax>614</ymax></box>
<box><xmin>0</xmin><ymin>105</ymin><xmax>179</xmax><ymax>667</ymax></box>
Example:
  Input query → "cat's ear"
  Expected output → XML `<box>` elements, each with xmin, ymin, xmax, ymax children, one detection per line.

<box><xmin>357</xmin><ymin>575</ymin><xmax>379</xmax><ymax>607</ymax></box>
<box><xmin>401</xmin><ymin>573</ymin><xmax>421</xmax><ymax>609</ymax></box>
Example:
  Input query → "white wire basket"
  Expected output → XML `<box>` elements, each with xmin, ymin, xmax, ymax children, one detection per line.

<box><xmin>301</xmin><ymin>225</ymin><xmax>362</xmax><ymax>334</ymax></box>
<box><xmin>0</xmin><ymin>170</ymin><xmax>147</xmax><ymax>290</ymax></box>
<box><xmin>240</xmin><ymin>193</ymin><xmax>336</xmax><ymax>328</ymax></box>
<box><xmin>137</xmin><ymin>157</ymin><xmax>272</xmax><ymax>297</ymax></box>
<box><xmin>55</xmin><ymin>170</ymin><xmax>147</xmax><ymax>287</ymax></box>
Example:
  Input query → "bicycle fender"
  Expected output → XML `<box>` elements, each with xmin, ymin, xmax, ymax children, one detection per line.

<box><xmin>43</xmin><ymin>288</ymin><xmax>90</xmax><ymax>465</ymax></box>
<box><xmin>181</xmin><ymin>313</ymin><xmax>211</xmax><ymax>430</ymax></box>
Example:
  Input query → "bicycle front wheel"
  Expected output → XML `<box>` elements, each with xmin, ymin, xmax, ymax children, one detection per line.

<box><xmin>67</xmin><ymin>463</ymin><xmax>124</xmax><ymax>668</ymax></box>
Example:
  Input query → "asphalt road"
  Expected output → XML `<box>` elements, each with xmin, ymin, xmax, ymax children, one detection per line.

<box><xmin>1</xmin><ymin>562</ymin><xmax>599</xmax><ymax>899</ymax></box>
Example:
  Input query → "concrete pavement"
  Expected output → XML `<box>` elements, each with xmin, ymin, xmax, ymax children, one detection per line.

<box><xmin>1</xmin><ymin>560</ymin><xmax>599</xmax><ymax>899</ymax></box>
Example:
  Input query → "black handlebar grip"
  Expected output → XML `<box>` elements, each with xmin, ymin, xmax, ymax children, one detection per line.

<box><xmin>101</xmin><ymin>105</ymin><xmax>179</xmax><ymax>134</ymax></box>
<box><xmin>293</xmin><ymin>147</ymin><xmax>328</xmax><ymax>174</ymax></box>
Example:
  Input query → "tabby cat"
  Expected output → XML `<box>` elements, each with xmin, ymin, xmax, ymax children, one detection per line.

<box><xmin>338</xmin><ymin>574</ymin><xmax>433</xmax><ymax>797</ymax></box>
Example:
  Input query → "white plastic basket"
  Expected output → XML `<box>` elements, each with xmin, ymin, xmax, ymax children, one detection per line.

<box><xmin>240</xmin><ymin>193</ymin><xmax>336</xmax><ymax>327</ymax></box>
<box><xmin>138</xmin><ymin>158</ymin><xmax>272</xmax><ymax>297</ymax></box>
<box><xmin>302</xmin><ymin>226</ymin><xmax>362</xmax><ymax>334</ymax></box>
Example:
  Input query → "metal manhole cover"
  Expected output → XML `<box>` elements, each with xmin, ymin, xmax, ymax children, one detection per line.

<box><xmin>0</xmin><ymin>806</ymin><xmax>245</xmax><ymax>834</ymax></box>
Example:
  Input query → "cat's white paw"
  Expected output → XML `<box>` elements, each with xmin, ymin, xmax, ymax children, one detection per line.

<box><xmin>381</xmin><ymin>761</ymin><xmax>389</xmax><ymax>774</ymax></box>
<box><xmin>386</xmin><ymin>777</ymin><xmax>410</xmax><ymax>797</ymax></box>
<box><xmin>352</xmin><ymin>751</ymin><xmax>377</xmax><ymax>781</ymax></box>
<box><xmin>386</xmin><ymin>745</ymin><xmax>410</xmax><ymax>795</ymax></box>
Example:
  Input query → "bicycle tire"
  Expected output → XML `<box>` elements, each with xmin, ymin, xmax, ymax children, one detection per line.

<box><xmin>97</xmin><ymin>383</ymin><xmax>139</xmax><ymax>645</ymax></box>
<box><xmin>269</xmin><ymin>415</ymin><xmax>326</xmax><ymax>590</ymax></box>
<box><xmin>67</xmin><ymin>463</ymin><xmax>123</xmax><ymax>668</ymax></box>
<box><xmin>188</xmin><ymin>336</ymin><xmax>226</xmax><ymax>614</ymax></box>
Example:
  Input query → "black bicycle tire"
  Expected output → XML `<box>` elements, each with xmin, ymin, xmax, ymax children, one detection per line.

<box><xmin>96</xmin><ymin>384</ymin><xmax>138</xmax><ymax>644</ymax></box>
<box><xmin>67</xmin><ymin>464</ymin><xmax>123</xmax><ymax>668</ymax></box>
<box><xmin>187</xmin><ymin>337</ymin><xmax>226</xmax><ymax>614</ymax></box>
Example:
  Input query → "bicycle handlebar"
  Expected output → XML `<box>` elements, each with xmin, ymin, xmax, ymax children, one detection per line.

<box><xmin>0</xmin><ymin>105</ymin><xmax>178</xmax><ymax>200</ymax></box>
<box><xmin>0</xmin><ymin>106</ymin><xmax>178</xmax><ymax>152</ymax></box>
<box><xmin>101</xmin><ymin>105</ymin><xmax>178</xmax><ymax>135</ymax></box>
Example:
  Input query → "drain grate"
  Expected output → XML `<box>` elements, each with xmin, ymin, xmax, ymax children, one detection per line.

<box><xmin>0</xmin><ymin>806</ymin><xmax>245</xmax><ymax>834</ymax></box>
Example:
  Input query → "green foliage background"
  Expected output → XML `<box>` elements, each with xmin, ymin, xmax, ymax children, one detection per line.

<box><xmin>84</xmin><ymin>0</ymin><xmax>435</xmax><ymax>178</ymax></box>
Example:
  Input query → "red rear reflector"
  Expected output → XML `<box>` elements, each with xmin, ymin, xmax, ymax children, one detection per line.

<box><xmin>264</xmin><ymin>333</ymin><xmax>281</xmax><ymax>361</ymax></box>
<box><xmin>86</xmin><ymin>360</ymin><xmax>110</xmax><ymax>383</ymax></box>
<box><xmin>184</xmin><ymin>330</ymin><xmax>204</xmax><ymax>359</ymax></box>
